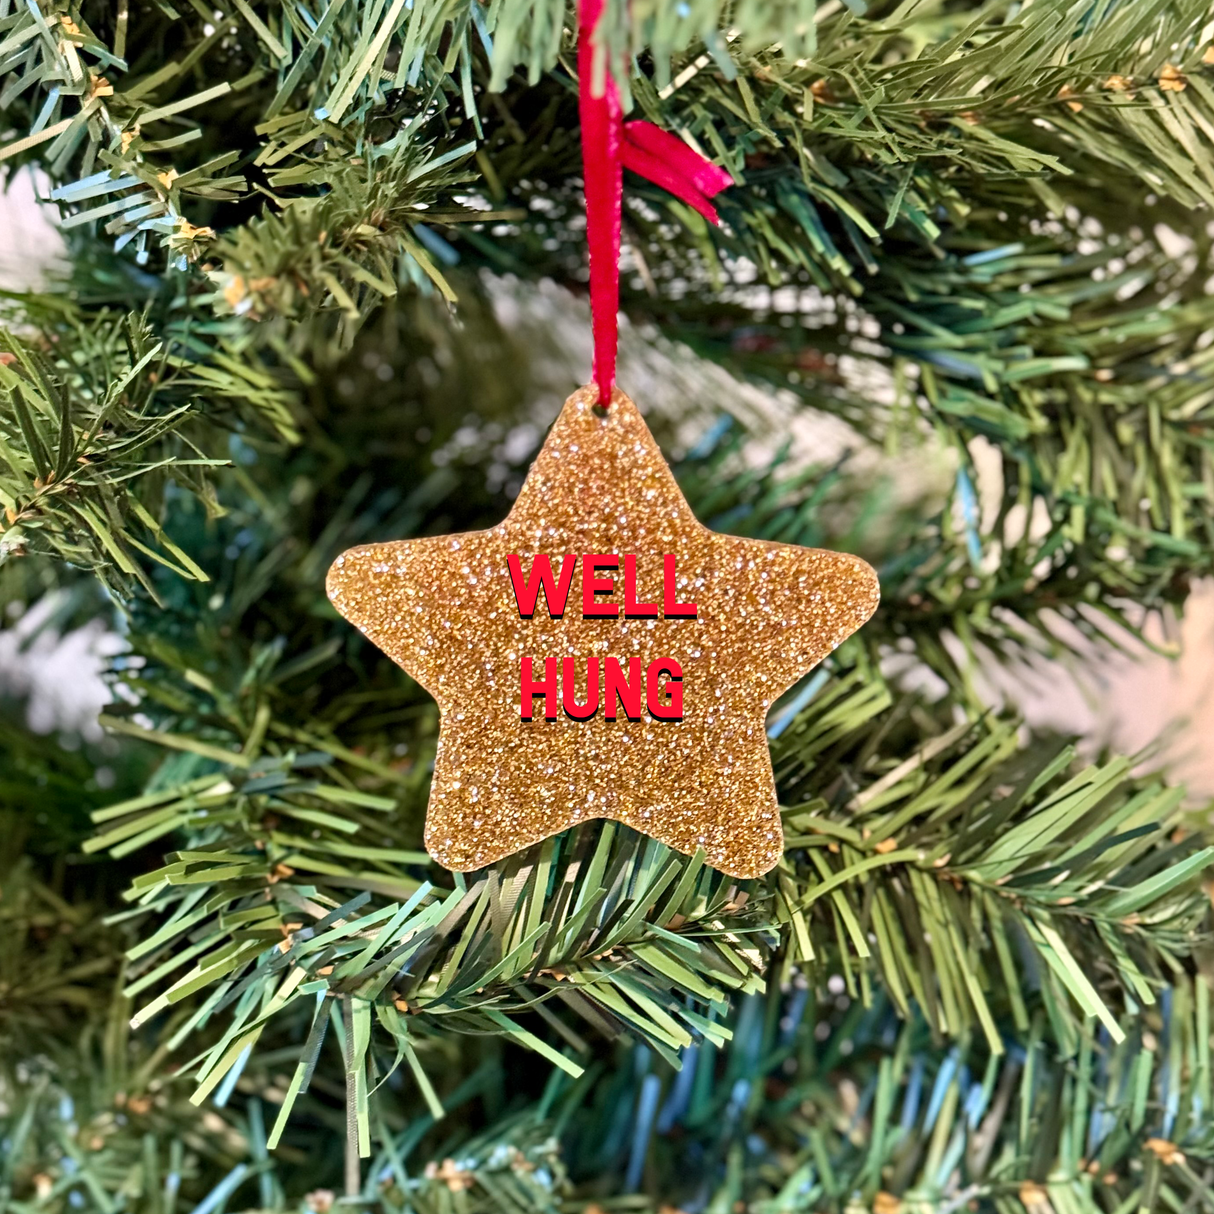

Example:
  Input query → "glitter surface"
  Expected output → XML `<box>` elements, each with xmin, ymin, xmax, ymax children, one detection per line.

<box><xmin>327</xmin><ymin>388</ymin><xmax>879</xmax><ymax>878</ymax></box>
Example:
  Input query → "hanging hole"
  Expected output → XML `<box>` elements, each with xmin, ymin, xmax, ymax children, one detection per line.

<box><xmin>591</xmin><ymin>402</ymin><xmax>610</xmax><ymax>420</ymax></box>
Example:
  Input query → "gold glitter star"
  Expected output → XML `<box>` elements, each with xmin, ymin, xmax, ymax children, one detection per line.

<box><xmin>327</xmin><ymin>387</ymin><xmax>878</xmax><ymax>878</ymax></box>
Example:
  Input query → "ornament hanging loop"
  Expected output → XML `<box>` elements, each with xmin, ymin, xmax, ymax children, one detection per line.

<box><xmin>577</xmin><ymin>0</ymin><xmax>733</xmax><ymax>406</ymax></box>
<box><xmin>577</xmin><ymin>0</ymin><xmax>624</xmax><ymax>408</ymax></box>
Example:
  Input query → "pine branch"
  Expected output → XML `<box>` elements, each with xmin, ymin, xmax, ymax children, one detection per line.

<box><xmin>558</xmin><ymin>978</ymin><xmax>1214</xmax><ymax>1214</ymax></box>
<box><xmin>772</xmin><ymin>672</ymin><xmax>1212</xmax><ymax>1056</ymax></box>
<box><xmin>0</xmin><ymin>309</ymin><xmax>225</xmax><ymax>599</ymax></box>
<box><xmin>3</xmin><ymin>0</ymin><xmax>1214</xmax><ymax>640</ymax></box>
<box><xmin>0</xmin><ymin>856</ymin><xmax>124</xmax><ymax>1059</ymax></box>
<box><xmin>5</xmin><ymin>0</ymin><xmax>1214</xmax><ymax>309</ymax></box>
<box><xmin>8</xmin><ymin>970</ymin><xmax>1214</xmax><ymax>1214</ymax></box>
<box><xmin>86</xmin><ymin>636</ymin><xmax>1211</xmax><ymax>1149</ymax></box>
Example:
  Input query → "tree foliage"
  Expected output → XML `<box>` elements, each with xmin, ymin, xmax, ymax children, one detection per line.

<box><xmin>2</xmin><ymin>0</ymin><xmax>1214</xmax><ymax>1211</ymax></box>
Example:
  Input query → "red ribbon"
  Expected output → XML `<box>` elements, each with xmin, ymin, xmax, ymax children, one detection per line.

<box><xmin>578</xmin><ymin>0</ymin><xmax>732</xmax><ymax>405</ymax></box>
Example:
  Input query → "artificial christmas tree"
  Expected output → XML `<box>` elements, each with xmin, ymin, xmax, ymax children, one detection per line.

<box><xmin>4</xmin><ymin>1</ymin><xmax>1214</xmax><ymax>1212</ymax></box>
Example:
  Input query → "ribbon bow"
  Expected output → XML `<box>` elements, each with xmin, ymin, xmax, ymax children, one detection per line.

<box><xmin>578</xmin><ymin>0</ymin><xmax>733</xmax><ymax>405</ymax></box>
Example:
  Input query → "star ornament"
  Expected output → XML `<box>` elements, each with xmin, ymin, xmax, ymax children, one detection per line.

<box><xmin>327</xmin><ymin>388</ymin><xmax>879</xmax><ymax>878</ymax></box>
